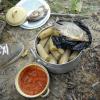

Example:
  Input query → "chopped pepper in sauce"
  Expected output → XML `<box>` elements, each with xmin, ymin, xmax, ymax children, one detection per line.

<box><xmin>18</xmin><ymin>65</ymin><xmax>48</xmax><ymax>95</ymax></box>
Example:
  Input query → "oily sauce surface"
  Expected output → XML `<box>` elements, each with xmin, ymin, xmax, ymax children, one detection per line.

<box><xmin>18</xmin><ymin>65</ymin><xmax>48</xmax><ymax>95</ymax></box>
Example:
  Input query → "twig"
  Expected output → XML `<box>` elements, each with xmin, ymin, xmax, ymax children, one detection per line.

<box><xmin>51</xmin><ymin>13</ymin><xmax>89</xmax><ymax>19</ymax></box>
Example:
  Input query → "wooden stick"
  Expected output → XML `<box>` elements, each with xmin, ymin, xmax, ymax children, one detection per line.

<box><xmin>51</xmin><ymin>13</ymin><xmax>89</xmax><ymax>19</ymax></box>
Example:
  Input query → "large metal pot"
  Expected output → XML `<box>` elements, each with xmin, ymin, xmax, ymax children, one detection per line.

<box><xmin>31</xmin><ymin>20</ymin><xmax>92</xmax><ymax>74</ymax></box>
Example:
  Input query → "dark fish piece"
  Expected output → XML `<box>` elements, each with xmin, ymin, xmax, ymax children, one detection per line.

<box><xmin>27</xmin><ymin>6</ymin><xmax>48</xmax><ymax>22</ymax></box>
<box><xmin>73</xmin><ymin>42</ymin><xmax>86</xmax><ymax>51</ymax></box>
<box><xmin>52</xmin><ymin>35</ymin><xmax>82</xmax><ymax>50</ymax></box>
<box><xmin>52</xmin><ymin>35</ymin><xmax>78</xmax><ymax>49</ymax></box>
<box><xmin>52</xmin><ymin>35</ymin><xmax>90</xmax><ymax>51</ymax></box>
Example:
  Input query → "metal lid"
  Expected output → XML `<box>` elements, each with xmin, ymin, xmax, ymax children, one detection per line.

<box><xmin>16</xmin><ymin>0</ymin><xmax>51</xmax><ymax>29</ymax></box>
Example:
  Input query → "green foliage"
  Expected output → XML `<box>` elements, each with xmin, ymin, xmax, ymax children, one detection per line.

<box><xmin>70</xmin><ymin>0</ymin><xmax>83</xmax><ymax>13</ymax></box>
<box><xmin>49</xmin><ymin>0</ymin><xmax>65</xmax><ymax>13</ymax></box>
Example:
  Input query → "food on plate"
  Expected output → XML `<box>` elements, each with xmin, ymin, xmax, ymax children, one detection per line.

<box><xmin>37</xmin><ymin>44</ymin><xmax>50</xmax><ymax>61</ymax></box>
<box><xmin>59</xmin><ymin>49</ymin><xmax>71</xmax><ymax>64</ymax></box>
<box><xmin>27</xmin><ymin>6</ymin><xmax>48</xmax><ymax>22</ymax></box>
<box><xmin>6</xmin><ymin>7</ymin><xmax>27</xmax><ymax>26</ymax></box>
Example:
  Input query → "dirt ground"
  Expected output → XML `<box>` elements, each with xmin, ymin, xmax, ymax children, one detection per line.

<box><xmin>0</xmin><ymin>0</ymin><xmax>100</xmax><ymax>100</ymax></box>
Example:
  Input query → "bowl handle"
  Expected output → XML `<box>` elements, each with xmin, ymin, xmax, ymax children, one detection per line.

<box><xmin>41</xmin><ymin>88</ymin><xmax>50</xmax><ymax>98</ymax></box>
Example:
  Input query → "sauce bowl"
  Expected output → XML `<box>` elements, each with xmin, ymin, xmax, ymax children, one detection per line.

<box><xmin>15</xmin><ymin>63</ymin><xmax>50</xmax><ymax>98</ymax></box>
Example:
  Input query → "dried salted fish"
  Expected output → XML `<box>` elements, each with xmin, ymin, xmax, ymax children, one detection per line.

<box><xmin>73</xmin><ymin>42</ymin><xmax>86</xmax><ymax>51</ymax></box>
<box><xmin>52</xmin><ymin>20</ymin><xmax>92</xmax><ymax>51</ymax></box>
<box><xmin>54</xmin><ymin>21</ymin><xmax>89</xmax><ymax>41</ymax></box>
<box><xmin>52</xmin><ymin>35</ymin><xmax>78</xmax><ymax>50</ymax></box>
<box><xmin>73</xmin><ymin>20</ymin><xmax>92</xmax><ymax>44</ymax></box>
<box><xmin>27</xmin><ymin>6</ymin><xmax>48</xmax><ymax>22</ymax></box>
<box><xmin>52</xmin><ymin>35</ymin><xmax>90</xmax><ymax>51</ymax></box>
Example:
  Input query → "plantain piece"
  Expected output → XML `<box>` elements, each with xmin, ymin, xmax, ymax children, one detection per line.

<box><xmin>39</xmin><ymin>27</ymin><xmax>61</xmax><ymax>39</ymax></box>
<box><xmin>39</xmin><ymin>27</ymin><xmax>53</xmax><ymax>39</ymax></box>
<box><xmin>51</xmin><ymin>50</ymin><xmax>61</xmax><ymax>60</ymax></box>
<box><xmin>39</xmin><ymin>37</ymin><xmax>49</xmax><ymax>47</ymax></box>
<box><xmin>58</xmin><ymin>48</ymin><xmax>64</xmax><ymax>54</ymax></box>
<box><xmin>69</xmin><ymin>51</ymin><xmax>79</xmax><ymax>61</ymax></box>
<box><xmin>59</xmin><ymin>49</ymin><xmax>71</xmax><ymax>64</ymax></box>
<box><xmin>48</xmin><ymin>54</ymin><xmax>57</xmax><ymax>64</ymax></box>
<box><xmin>37</xmin><ymin>44</ymin><xmax>50</xmax><ymax>61</ymax></box>
<box><xmin>44</xmin><ymin>38</ymin><xmax>50</xmax><ymax>53</ymax></box>
<box><xmin>49</xmin><ymin>37</ymin><xmax>58</xmax><ymax>51</ymax></box>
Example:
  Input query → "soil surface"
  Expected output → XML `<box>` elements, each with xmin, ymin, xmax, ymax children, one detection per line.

<box><xmin>0</xmin><ymin>0</ymin><xmax>100</xmax><ymax>100</ymax></box>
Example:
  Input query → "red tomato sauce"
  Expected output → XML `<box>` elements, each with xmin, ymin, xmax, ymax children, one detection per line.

<box><xmin>18</xmin><ymin>65</ymin><xmax>48</xmax><ymax>95</ymax></box>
